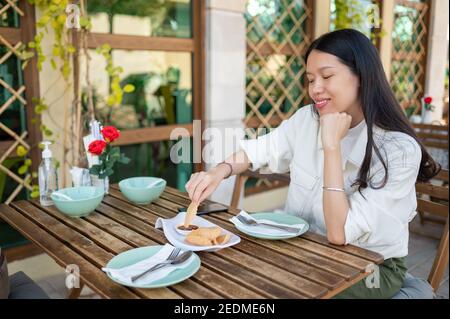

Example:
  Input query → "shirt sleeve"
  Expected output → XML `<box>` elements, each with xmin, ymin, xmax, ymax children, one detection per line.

<box><xmin>239</xmin><ymin>109</ymin><xmax>304</xmax><ymax>173</ymax></box>
<box><xmin>344</xmin><ymin>139</ymin><xmax>421</xmax><ymax>245</ymax></box>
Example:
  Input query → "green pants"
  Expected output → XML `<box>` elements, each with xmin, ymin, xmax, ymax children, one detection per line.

<box><xmin>333</xmin><ymin>257</ymin><xmax>407</xmax><ymax>299</ymax></box>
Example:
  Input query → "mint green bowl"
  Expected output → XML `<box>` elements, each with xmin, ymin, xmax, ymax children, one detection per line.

<box><xmin>51</xmin><ymin>186</ymin><xmax>104</xmax><ymax>218</ymax></box>
<box><xmin>119</xmin><ymin>177</ymin><xmax>166</xmax><ymax>205</ymax></box>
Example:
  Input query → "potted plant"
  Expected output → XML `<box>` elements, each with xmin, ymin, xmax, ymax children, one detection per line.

<box><xmin>87</xmin><ymin>126</ymin><xmax>130</xmax><ymax>194</ymax></box>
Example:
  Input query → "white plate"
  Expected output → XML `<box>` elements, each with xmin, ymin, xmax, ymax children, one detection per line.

<box><xmin>155</xmin><ymin>212</ymin><xmax>240</xmax><ymax>252</ymax></box>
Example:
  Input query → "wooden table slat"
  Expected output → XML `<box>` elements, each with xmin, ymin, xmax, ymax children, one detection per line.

<box><xmin>158</xmin><ymin>187</ymin><xmax>384</xmax><ymax>264</ymax></box>
<box><xmin>153</xmin><ymin>192</ymin><xmax>376</xmax><ymax>271</ymax></box>
<box><xmin>104</xmin><ymin>189</ymin><xmax>333</xmax><ymax>298</ymax></box>
<box><xmin>0</xmin><ymin>204</ymin><xmax>139</xmax><ymax>299</ymax></box>
<box><xmin>11</xmin><ymin>201</ymin><xmax>181</xmax><ymax>299</ymax></box>
<box><xmin>106</xmin><ymin>189</ymin><xmax>365</xmax><ymax>297</ymax></box>
<box><xmin>113</xmin><ymin>191</ymin><xmax>366</xmax><ymax>280</ymax></box>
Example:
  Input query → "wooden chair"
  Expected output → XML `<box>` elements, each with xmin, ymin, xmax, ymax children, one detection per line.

<box><xmin>412</xmin><ymin>123</ymin><xmax>449</xmax><ymax>150</ymax></box>
<box><xmin>414</xmin><ymin>168</ymin><xmax>449</xmax><ymax>291</ymax></box>
<box><xmin>230</xmin><ymin>170</ymin><xmax>290</xmax><ymax>209</ymax></box>
<box><xmin>416</xmin><ymin>169</ymin><xmax>449</xmax><ymax>225</ymax></box>
<box><xmin>428</xmin><ymin>216</ymin><xmax>449</xmax><ymax>291</ymax></box>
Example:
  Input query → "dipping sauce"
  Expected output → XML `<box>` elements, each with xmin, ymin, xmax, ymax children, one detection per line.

<box><xmin>177</xmin><ymin>225</ymin><xmax>199</xmax><ymax>231</ymax></box>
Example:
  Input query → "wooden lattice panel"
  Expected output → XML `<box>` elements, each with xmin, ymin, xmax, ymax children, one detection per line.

<box><xmin>0</xmin><ymin>1</ymin><xmax>32</xmax><ymax>204</ymax></box>
<box><xmin>390</xmin><ymin>0</ymin><xmax>430</xmax><ymax>114</ymax></box>
<box><xmin>244</xmin><ymin>0</ymin><xmax>312</xmax><ymax>194</ymax></box>
<box><xmin>245</xmin><ymin>0</ymin><xmax>312</xmax><ymax>131</ymax></box>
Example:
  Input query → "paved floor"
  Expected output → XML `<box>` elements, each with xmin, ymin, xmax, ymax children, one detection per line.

<box><xmin>6</xmin><ymin>214</ymin><xmax>448</xmax><ymax>299</ymax></box>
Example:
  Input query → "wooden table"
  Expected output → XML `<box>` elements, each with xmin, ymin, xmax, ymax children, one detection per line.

<box><xmin>0</xmin><ymin>185</ymin><xmax>383</xmax><ymax>299</ymax></box>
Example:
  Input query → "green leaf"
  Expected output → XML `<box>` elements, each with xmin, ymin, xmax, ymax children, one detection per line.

<box><xmin>89</xmin><ymin>167</ymin><xmax>99</xmax><ymax>176</ymax></box>
<box><xmin>123</xmin><ymin>84</ymin><xmax>135</xmax><ymax>93</ymax></box>
<box><xmin>30</xmin><ymin>191</ymin><xmax>40</xmax><ymax>199</ymax></box>
<box><xmin>105</xmin><ymin>161</ymin><xmax>114</xmax><ymax>169</ymax></box>
<box><xmin>25</xmin><ymin>159</ymin><xmax>32</xmax><ymax>166</ymax></box>
<box><xmin>118</xmin><ymin>155</ymin><xmax>131</xmax><ymax>164</ymax></box>
<box><xmin>18</xmin><ymin>165</ymin><xmax>28</xmax><ymax>175</ymax></box>
<box><xmin>101</xmin><ymin>43</ymin><xmax>111</xmax><ymax>51</ymax></box>
<box><xmin>16</xmin><ymin>145</ymin><xmax>28</xmax><ymax>157</ymax></box>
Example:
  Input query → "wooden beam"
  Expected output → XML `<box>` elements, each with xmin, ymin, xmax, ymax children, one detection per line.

<box><xmin>379</xmin><ymin>0</ymin><xmax>395</xmax><ymax>81</ymax></box>
<box><xmin>313</xmin><ymin>0</ymin><xmax>330</xmax><ymax>39</ymax></box>
<box><xmin>87</xmin><ymin>32</ymin><xmax>194</xmax><ymax>52</ymax></box>
<box><xmin>413</xmin><ymin>123</ymin><xmax>449</xmax><ymax>131</ymax></box>
<box><xmin>246</xmin><ymin>114</ymin><xmax>283</xmax><ymax>128</ymax></box>
<box><xmin>0</xmin><ymin>27</ymin><xmax>21</xmax><ymax>44</ymax></box>
<box><xmin>21</xmin><ymin>0</ymin><xmax>42</xmax><ymax>177</ymax></box>
<box><xmin>111</xmin><ymin>124</ymin><xmax>193</xmax><ymax>146</ymax></box>
<box><xmin>247</xmin><ymin>42</ymin><xmax>308</xmax><ymax>56</ymax></box>
<box><xmin>192</xmin><ymin>0</ymin><xmax>205</xmax><ymax>172</ymax></box>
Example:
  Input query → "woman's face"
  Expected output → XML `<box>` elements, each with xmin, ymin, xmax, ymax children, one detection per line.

<box><xmin>306</xmin><ymin>50</ymin><xmax>363</xmax><ymax>123</ymax></box>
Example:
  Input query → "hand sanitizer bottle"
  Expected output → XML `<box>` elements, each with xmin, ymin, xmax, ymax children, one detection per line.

<box><xmin>38</xmin><ymin>141</ymin><xmax>58</xmax><ymax>206</ymax></box>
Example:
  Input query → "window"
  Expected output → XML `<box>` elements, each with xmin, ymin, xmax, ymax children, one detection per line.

<box><xmin>84</xmin><ymin>0</ymin><xmax>204</xmax><ymax>189</ymax></box>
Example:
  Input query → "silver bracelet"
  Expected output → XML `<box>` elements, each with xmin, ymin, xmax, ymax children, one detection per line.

<box><xmin>322</xmin><ymin>186</ymin><xmax>345</xmax><ymax>192</ymax></box>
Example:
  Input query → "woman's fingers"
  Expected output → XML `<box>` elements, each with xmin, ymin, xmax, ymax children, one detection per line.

<box><xmin>198</xmin><ymin>184</ymin><xmax>216</xmax><ymax>203</ymax></box>
<box><xmin>192</xmin><ymin>177</ymin><xmax>211</xmax><ymax>203</ymax></box>
<box><xmin>186</xmin><ymin>172</ymin><xmax>204</xmax><ymax>199</ymax></box>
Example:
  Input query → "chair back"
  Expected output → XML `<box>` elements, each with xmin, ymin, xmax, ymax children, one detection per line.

<box><xmin>415</xmin><ymin>169</ymin><xmax>449</xmax><ymax>291</ymax></box>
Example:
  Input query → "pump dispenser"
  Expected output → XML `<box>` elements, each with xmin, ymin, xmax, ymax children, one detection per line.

<box><xmin>38</xmin><ymin>141</ymin><xmax>58</xmax><ymax>206</ymax></box>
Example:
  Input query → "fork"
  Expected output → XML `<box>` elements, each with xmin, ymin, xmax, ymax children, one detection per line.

<box><xmin>236</xmin><ymin>214</ymin><xmax>300</xmax><ymax>233</ymax></box>
<box><xmin>131</xmin><ymin>247</ymin><xmax>181</xmax><ymax>282</ymax></box>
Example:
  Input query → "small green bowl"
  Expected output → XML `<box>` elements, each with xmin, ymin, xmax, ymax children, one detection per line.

<box><xmin>119</xmin><ymin>177</ymin><xmax>166</xmax><ymax>205</ymax></box>
<box><xmin>51</xmin><ymin>186</ymin><xmax>104</xmax><ymax>217</ymax></box>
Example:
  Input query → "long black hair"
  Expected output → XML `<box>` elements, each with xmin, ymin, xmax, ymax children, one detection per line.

<box><xmin>305</xmin><ymin>29</ymin><xmax>440</xmax><ymax>192</ymax></box>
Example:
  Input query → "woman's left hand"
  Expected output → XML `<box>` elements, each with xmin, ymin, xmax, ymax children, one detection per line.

<box><xmin>320</xmin><ymin>112</ymin><xmax>352</xmax><ymax>151</ymax></box>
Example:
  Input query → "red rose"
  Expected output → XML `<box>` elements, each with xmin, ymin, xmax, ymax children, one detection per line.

<box><xmin>88</xmin><ymin>140</ymin><xmax>106</xmax><ymax>155</ymax></box>
<box><xmin>101</xmin><ymin>126</ymin><xmax>120</xmax><ymax>143</ymax></box>
<box><xmin>424</xmin><ymin>96</ymin><xmax>432</xmax><ymax>104</ymax></box>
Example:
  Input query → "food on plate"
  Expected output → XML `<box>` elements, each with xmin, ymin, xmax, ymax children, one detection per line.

<box><xmin>184</xmin><ymin>226</ymin><xmax>229</xmax><ymax>246</ymax></box>
<box><xmin>185</xmin><ymin>234</ymin><xmax>213</xmax><ymax>246</ymax></box>
<box><xmin>184</xmin><ymin>202</ymin><xmax>198</xmax><ymax>227</ymax></box>
<box><xmin>213</xmin><ymin>234</ymin><xmax>230</xmax><ymax>245</ymax></box>
<box><xmin>190</xmin><ymin>226</ymin><xmax>221</xmax><ymax>240</ymax></box>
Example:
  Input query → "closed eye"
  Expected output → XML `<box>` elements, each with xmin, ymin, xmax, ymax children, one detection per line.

<box><xmin>323</xmin><ymin>75</ymin><xmax>333</xmax><ymax>79</ymax></box>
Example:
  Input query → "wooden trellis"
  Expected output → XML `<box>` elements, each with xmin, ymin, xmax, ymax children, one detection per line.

<box><xmin>0</xmin><ymin>0</ymin><xmax>40</xmax><ymax>204</ymax></box>
<box><xmin>244</xmin><ymin>0</ymin><xmax>313</xmax><ymax>194</ymax></box>
<box><xmin>390</xmin><ymin>0</ymin><xmax>430</xmax><ymax>114</ymax></box>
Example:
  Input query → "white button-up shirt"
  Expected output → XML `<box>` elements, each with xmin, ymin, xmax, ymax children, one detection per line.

<box><xmin>239</xmin><ymin>105</ymin><xmax>421</xmax><ymax>259</ymax></box>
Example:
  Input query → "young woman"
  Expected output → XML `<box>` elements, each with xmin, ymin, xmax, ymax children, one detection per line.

<box><xmin>185</xmin><ymin>29</ymin><xmax>440</xmax><ymax>298</ymax></box>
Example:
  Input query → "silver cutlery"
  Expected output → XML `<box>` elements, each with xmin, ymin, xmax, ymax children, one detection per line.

<box><xmin>236</xmin><ymin>214</ymin><xmax>300</xmax><ymax>233</ymax></box>
<box><xmin>131</xmin><ymin>248</ymin><xmax>193</xmax><ymax>282</ymax></box>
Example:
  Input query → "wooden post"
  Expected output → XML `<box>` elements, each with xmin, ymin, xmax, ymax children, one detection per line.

<box><xmin>424</xmin><ymin>0</ymin><xmax>449</xmax><ymax>123</ymax></box>
<box><xmin>313</xmin><ymin>0</ymin><xmax>330</xmax><ymax>39</ymax></box>
<box><xmin>379</xmin><ymin>0</ymin><xmax>395</xmax><ymax>81</ymax></box>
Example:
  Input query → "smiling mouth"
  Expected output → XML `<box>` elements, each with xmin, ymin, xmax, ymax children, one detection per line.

<box><xmin>314</xmin><ymin>99</ymin><xmax>330</xmax><ymax>109</ymax></box>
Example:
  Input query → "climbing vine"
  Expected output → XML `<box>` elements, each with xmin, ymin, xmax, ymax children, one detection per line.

<box><xmin>11</xmin><ymin>0</ymin><xmax>134</xmax><ymax>199</ymax></box>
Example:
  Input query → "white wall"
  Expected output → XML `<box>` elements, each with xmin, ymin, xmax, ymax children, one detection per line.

<box><xmin>204</xmin><ymin>0</ymin><xmax>247</xmax><ymax>206</ymax></box>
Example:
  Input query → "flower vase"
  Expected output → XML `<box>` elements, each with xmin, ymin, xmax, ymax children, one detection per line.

<box><xmin>422</xmin><ymin>110</ymin><xmax>434</xmax><ymax>124</ymax></box>
<box><xmin>91</xmin><ymin>175</ymin><xmax>109</xmax><ymax>195</ymax></box>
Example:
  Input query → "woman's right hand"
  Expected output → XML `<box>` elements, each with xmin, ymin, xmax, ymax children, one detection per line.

<box><xmin>185</xmin><ymin>164</ymin><xmax>230</xmax><ymax>204</ymax></box>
